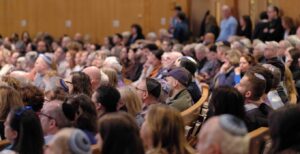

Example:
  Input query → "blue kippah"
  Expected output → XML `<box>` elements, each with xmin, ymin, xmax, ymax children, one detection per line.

<box><xmin>69</xmin><ymin>129</ymin><xmax>91</xmax><ymax>154</ymax></box>
<box><xmin>219</xmin><ymin>114</ymin><xmax>248</xmax><ymax>136</ymax></box>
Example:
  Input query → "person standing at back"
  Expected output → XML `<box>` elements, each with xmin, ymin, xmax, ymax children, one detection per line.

<box><xmin>216</xmin><ymin>5</ymin><xmax>238</xmax><ymax>42</ymax></box>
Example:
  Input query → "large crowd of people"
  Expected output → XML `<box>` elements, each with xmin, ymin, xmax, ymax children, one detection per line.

<box><xmin>0</xmin><ymin>4</ymin><xmax>299</xmax><ymax>154</ymax></box>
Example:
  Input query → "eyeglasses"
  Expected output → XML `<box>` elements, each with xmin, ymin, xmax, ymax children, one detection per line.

<box><xmin>135</xmin><ymin>86</ymin><xmax>147</xmax><ymax>92</ymax></box>
<box><xmin>64</xmin><ymin>80</ymin><xmax>73</xmax><ymax>85</ymax></box>
<box><xmin>38</xmin><ymin>112</ymin><xmax>54</xmax><ymax>120</ymax></box>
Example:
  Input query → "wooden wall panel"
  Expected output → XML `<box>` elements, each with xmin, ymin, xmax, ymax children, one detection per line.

<box><xmin>0</xmin><ymin>0</ymin><xmax>187</xmax><ymax>43</ymax></box>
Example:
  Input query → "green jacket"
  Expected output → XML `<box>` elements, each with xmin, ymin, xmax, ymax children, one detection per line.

<box><xmin>166</xmin><ymin>89</ymin><xmax>192</xmax><ymax>111</ymax></box>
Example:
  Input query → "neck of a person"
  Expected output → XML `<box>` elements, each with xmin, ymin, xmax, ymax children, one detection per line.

<box><xmin>171</xmin><ymin>87</ymin><xmax>185</xmax><ymax>98</ymax></box>
<box><xmin>47</xmin><ymin>128</ymin><xmax>59</xmax><ymax>136</ymax></box>
<box><xmin>143</xmin><ymin>97</ymin><xmax>159</xmax><ymax>107</ymax></box>
<box><xmin>245</xmin><ymin>98</ymin><xmax>263</xmax><ymax>106</ymax></box>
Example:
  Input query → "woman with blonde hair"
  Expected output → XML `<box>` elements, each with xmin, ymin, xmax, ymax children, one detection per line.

<box><xmin>101</xmin><ymin>67</ymin><xmax>118</xmax><ymax>87</ymax></box>
<box><xmin>284</xmin><ymin>66</ymin><xmax>298</xmax><ymax>104</ymax></box>
<box><xmin>45</xmin><ymin>128</ymin><xmax>91</xmax><ymax>154</ymax></box>
<box><xmin>213</xmin><ymin>49</ymin><xmax>241</xmax><ymax>87</ymax></box>
<box><xmin>140</xmin><ymin>104</ymin><xmax>194</xmax><ymax>154</ymax></box>
<box><xmin>118</xmin><ymin>86</ymin><xmax>142</xmax><ymax>117</ymax></box>
<box><xmin>0</xmin><ymin>85</ymin><xmax>23</xmax><ymax>139</ymax></box>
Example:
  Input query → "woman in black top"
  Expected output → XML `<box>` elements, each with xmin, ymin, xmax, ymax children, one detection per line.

<box><xmin>237</xmin><ymin>15</ymin><xmax>252</xmax><ymax>39</ymax></box>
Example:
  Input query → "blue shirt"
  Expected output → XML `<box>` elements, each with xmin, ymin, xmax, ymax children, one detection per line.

<box><xmin>217</xmin><ymin>16</ymin><xmax>238</xmax><ymax>42</ymax></box>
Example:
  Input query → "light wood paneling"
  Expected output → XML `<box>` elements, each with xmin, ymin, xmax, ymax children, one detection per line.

<box><xmin>0</xmin><ymin>0</ymin><xmax>187</xmax><ymax>43</ymax></box>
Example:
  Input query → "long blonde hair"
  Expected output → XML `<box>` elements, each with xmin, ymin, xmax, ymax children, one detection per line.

<box><xmin>145</xmin><ymin>104</ymin><xmax>194</xmax><ymax>154</ymax></box>
<box><xmin>101</xmin><ymin>67</ymin><xmax>118</xmax><ymax>87</ymax></box>
<box><xmin>118</xmin><ymin>86</ymin><xmax>142</xmax><ymax>117</ymax></box>
<box><xmin>284</xmin><ymin>66</ymin><xmax>298</xmax><ymax>102</ymax></box>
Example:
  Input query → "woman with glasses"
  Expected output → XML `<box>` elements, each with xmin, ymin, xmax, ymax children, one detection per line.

<box><xmin>2</xmin><ymin>106</ymin><xmax>44</xmax><ymax>154</ymax></box>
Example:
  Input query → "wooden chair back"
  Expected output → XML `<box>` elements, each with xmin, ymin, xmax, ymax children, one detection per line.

<box><xmin>0</xmin><ymin>139</ymin><xmax>10</xmax><ymax>151</ymax></box>
<box><xmin>247</xmin><ymin>127</ymin><xmax>270</xmax><ymax>154</ymax></box>
<box><xmin>181</xmin><ymin>83</ymin><xmax>209</xmax><ymax>125</ymax></box>
<box><xmin>91</xmin><ymin>144</ymin><xmax>100</xmax><ymax>154</ymax></box>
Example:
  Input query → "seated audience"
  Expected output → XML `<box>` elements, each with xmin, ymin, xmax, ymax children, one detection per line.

<box><xmin>140</xmin><ymin>104</ymin><xmax>194</xmax><ymax>154</ymax></box>
<box><xmin>175</xmin><ymin>56</ymin><xmax>201</xmax><ymax>103</ymax></box>
<box><xmin>3</xmin><ymin>106</ymin><xmax>44</xmax><ymax>154</ymax></box>
<box><xmin>91</xmin><ymin>85</ymin><xmax>121</xmax><ymax>118</ymax></box>
<box><xmin>196</xmin><ymin>114</ymin><xmax>248</xmax><ymax>154</ymax></box>
<box><xmin>97</xmin><ymin>112</ymin><xmax>144</xmax><ymax>154</ymax></box>
<box><xmin>39</xmin><ymin>100</ymin><xmax>72</xmax><ymax>144</ymax></box>
<box><xmin>165</xmin><ymin>67</ymin><xmax>192</xmax><ymax>111</ymax></box>
<box><xmin>45</xmin><ymin>128</ymin><xmax>91</xmax><ymax>154</ymax></box>
<box><xmin>134</xmin><ymin>78</ymin><xmax>161</xmax><ymax>126</ymax></box>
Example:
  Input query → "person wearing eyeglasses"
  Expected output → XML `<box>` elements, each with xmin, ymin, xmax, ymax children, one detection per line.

<box><xmin>2</xmin><ymin>106</ymin><xmax>44</xmax><ymax>154</ymax></box>
<box><xmin>38</xmin><ymin>100</ymin><xmax>72</xmax><ymax>144</ymax></box>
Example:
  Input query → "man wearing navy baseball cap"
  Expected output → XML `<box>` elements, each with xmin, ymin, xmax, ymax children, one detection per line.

<box><xmin>164</xmin><ymin>67</ymin><xmax>192</xmax><ymax>111</ymax></box>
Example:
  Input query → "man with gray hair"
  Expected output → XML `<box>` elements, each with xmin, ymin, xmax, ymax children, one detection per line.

<box><xmin>196</xmin><ymin>114</ymin><xmax>249</xmax><ymax>154</ymax></box>
<box><xmin>194</xmin><ymin>43</ymin><xmax>209</xmax><ymax>70</ymax></box>
<box><xmin>39</xmin><ymin>100</ymin><xmax>72</xmax><ymax>144</ymax></box>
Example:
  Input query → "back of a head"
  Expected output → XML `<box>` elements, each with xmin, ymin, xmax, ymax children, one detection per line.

<box><xmin>95</xmin><ymin>85</ymin><xmax>120</xmax><ymax>112</ymax></box>
<box><xmin>262</xmin><ymin>64</ymin><xmax>281</xmax><ymax>89</ymax></box>
<box><xmin>71</xmin><ymin>72</ymin><xmax>92</xmax><ymax>96</ymax></box>
<box><xmin>197</xmin><ymin>114</ymin><xmax>248</xmax><ymax>154</ymax></box>
<box><xmin>247</xmin><ymin>65</ymin><xmax>272</xmax><ymax>94</ymax></box>
<box><xmin>9</xmin><ymin>106</ymin><xmax>44</xmax><ymax>154</ymax></box>
<box><xmin>118</xmin><ymin>86</ymin><xmax>142</xmax><ymax>117</ymax></box>
<box><xmin>101</xmin><ymin>67</ymin><xmax>118</xmax><ymax>87</ymax></box>
<box><xmin>65</xmin><ymin>94</ymin><xmax>98</xmax><ymax>133</ymax></box>
<box><xmin>48</xmin><ymin>128</ymin><xmax>91</xmax><ymax>154</ymax></box>
<box><xmin>98</xmin><ymin>112</ymin><xmax>144</xmax><ymax>154</ymax></box>
<box><xmin>0</xmin><ymin>86</ymin><xmax>23</xmax><ymax>120</ymax></box>
<box><xmin>177</xmin><ymin>56</ymin><xmax>198</xmax><ymax>75</ymax></box>
<box><xmin>20</xmin><ymin>84</ymin><xmax>44</xmax><ymax>112</ymax></box>
<box><xmin>269</xmin><ymin>105</ymin><xmax>300</xmax><ymax>153</ymax></box>
<box><xmin>146</xmin><ymin>78</ymin><xmax>162</xmax><ymax>99</ymax></box>
<box><xmin>209</xmin><ymin>86</ymin><xmax>245</xmax><ymax>120</ymax></box>
<box><xmin>146</xmin><ymin>104</ymin><xmax>190</xmax><ymax>154</ymax></box>
<box><xmin>144</xmin><ymin>43</ymin><xmax>158</xmax><ymax>51</ymax></box>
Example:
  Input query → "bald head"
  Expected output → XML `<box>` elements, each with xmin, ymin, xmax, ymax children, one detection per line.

<box><xmin>161</xmin><ymin>51</ymin><xmax>183</xmax><ymax>69</ymax></box>
<box><xmin>83</xmin><ymin>66</ymin><xmax>101</xmax><ymax>91</ymax></box>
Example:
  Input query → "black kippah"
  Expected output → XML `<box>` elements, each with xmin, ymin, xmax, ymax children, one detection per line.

<box><xmin>146</xmin><ymin>78</ymin><xmax>161</xmax><ymax>99</ymax></box>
